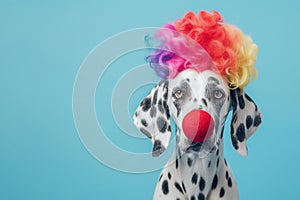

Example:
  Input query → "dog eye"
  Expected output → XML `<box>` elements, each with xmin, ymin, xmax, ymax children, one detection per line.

<box><xmin>174</xmin><ymin>89</ymin><xmax>184</xmax><ymax>99</ymax></box>
<box><xmin>214</xmin><ymin>90</ymin><xmax>224</xmax><ymax>99</ymax></box>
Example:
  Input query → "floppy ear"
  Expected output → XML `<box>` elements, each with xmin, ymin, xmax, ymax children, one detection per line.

<box><xmin>230</xmin><ymin>88</ymin><xmax>262</xmax><ymax>156</ymax></box>
<box><xmin>133</xmin><ymin>80</ymin><xmax>171</xmax><ymax>157</ymax></box>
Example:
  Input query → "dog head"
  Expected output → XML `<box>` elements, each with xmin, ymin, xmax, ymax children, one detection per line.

<box><xmin>134</xmin><ymin>10</ymin><xmax>262</xmax><ymax>157</ymax></box>
<box><xmin>133</xmin><ymin>68</ymin><xmax>261</xmax><ymax>157</ymax></box>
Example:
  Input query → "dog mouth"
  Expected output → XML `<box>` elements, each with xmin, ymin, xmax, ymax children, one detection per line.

<box><xmin>185</xmin><ymin>139</ymin><xmax>218</xmax><ymax>154</ymax></box>
<box><xmin>186</xmin><ymin>142</ymin><xmax>203</xmax><ymax>152</ymax></box>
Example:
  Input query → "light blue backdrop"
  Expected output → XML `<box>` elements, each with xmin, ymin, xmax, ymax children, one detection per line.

<box><xmin>1</xmin><ymin>0</ymin><xmax>299</xmax><ymax>199</ymax></box>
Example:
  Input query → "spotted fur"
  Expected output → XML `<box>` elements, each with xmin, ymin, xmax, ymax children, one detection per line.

<box><xmin>133</xmin><ymin>69</ymin><xmax>262</xmax><ymax>199</ymax></box>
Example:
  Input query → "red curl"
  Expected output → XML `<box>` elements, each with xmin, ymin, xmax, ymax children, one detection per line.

<box><xmin>174</xmin><ymin>10</ymin><xmax>241</xmax><ymax>76</ymax></box>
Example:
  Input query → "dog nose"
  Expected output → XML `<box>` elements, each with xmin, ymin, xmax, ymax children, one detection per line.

<box><xmin>182</xmin><ymin>110</ymin><xmax>214</xmax><ymax>142</ymax></box>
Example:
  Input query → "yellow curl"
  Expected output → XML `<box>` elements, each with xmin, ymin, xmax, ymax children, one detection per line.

<box><xmin>224</xmin><ymin>25</ymin><xmax>258</xmax><ymax>89</ymax></box>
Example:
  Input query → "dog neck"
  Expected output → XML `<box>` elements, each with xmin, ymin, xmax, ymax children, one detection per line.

<box><xmin>176</xmin><ymin>140</ymin><xmax>224</xmax><ymax>175</ymax></box>
<box><xmin>174</xmin><ymin>129</ymin><xmax>225</xmax><ymax>196</ymax></box>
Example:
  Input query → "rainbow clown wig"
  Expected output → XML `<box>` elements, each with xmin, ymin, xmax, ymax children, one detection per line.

<box><xmin>146</xmin><ymin>10</ymin><xmax>258</xmax><ymax>89</ymax></box>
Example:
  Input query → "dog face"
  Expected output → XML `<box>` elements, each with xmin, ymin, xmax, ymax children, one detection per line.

<box><xmin>133</xmin><ymin>69</ymin><xmax>261</xmax><ymax>157</ymax></box>
<box><xmin>168</xmin><ymin>69</ymin><xmax>230</xmax><ymax>156</ymax></box>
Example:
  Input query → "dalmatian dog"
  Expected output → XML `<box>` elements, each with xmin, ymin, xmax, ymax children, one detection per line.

<box><xmin>133</xmin><ymin>69</ymin><xmax>262</xmax><ymax>200</ymax></box>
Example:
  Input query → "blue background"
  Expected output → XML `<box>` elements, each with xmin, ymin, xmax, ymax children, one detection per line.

<box><xmin>1</xmin><ymin>0</ymin><xmax>300</xmax><ymax>199</ymax></box>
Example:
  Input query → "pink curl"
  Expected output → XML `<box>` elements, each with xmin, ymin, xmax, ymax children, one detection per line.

<box><xmin>146</xmin><ymin>24</ymin><xmax>215</xmax><ymax>79</ymax></box>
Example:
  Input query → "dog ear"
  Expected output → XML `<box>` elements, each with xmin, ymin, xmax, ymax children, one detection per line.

<box><xmin>133</xmin><ymin>80</ymin><xmax>171</xmax><ymax>157</ymax></box>
<box><xmin>230</xmin><ymin>88</ymin><xmax>262</xmax><ymax>156</ymax></box>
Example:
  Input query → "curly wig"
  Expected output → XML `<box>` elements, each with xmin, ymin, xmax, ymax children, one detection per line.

<box><xmin>146</xmin><ymin>10</ymin><xmax>258</xmax><ymax>89</ymax></box>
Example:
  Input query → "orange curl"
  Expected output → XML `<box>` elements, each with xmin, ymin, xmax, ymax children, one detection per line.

<box><xmin>174</xmin><ymin>10</ymin><xmax>258</xmax><ymax>89</ymax></box>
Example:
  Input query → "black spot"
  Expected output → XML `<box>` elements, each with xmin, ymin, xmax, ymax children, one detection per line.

<box><xmin>208</xmin><ymin>161</ymin><xmax>211</xmax><ymax>168</ymax></box>
<box><xmin>231</xmin><ymin>123</ymin><xmax>238</xmax><ymax>150</ymax></box>
<box><xmin>202</xmin><ymin>98</ymin><xmax>208</xmax><ymax>107</ymax></box>
<box><xmin>194</xmin><ymin>98</ymin><xmax>197</xmax><ymax>102</ymax></box>
<box><xmin>236</xmin><ymin>123</ymin><xmax>246</xmax><ymax>142</ymax></box>
<box><xmin>173</xmin><ymin>100</ymin><xmax>181</xmax><ymax>117</ymax></box>
<box><xmin>163</xmin><ymin>101</ymin><xmax>170</xmax><ymax>119</ymax></box>
<box><xmin>198</xmin><ymin>193</ymin><xmax>205</xmax><ymax>200</ymax></box>
<box><xmin>246</xmin><ymin>115</ymin><xmax>253</xmax><ymax>129</ymax></box>
<box><xmin>230</xmin><ymin>90</ymin><xmax>238</xmax><ymax>112</ymax></box>
<box><xmin>232</xmin><ymin>114</ymin><xmax>237</xmax><ymax>123</ymax></box>
<box><xmin>191</xmin><ymin>195</ymin><xmax>196</xmax><ymax>200</ymax></box>
<box><xmin>187</xmin><ymin>158</ymin><xmax>193</xmax><ymax>167</ymax></box>
<box><xmin>211</xmin><ymin>174</ymin><xmax>218</xmax><ymax>190</ymax></box>
<box><xmin>150</xmin><ymin>107</ymin><xmax>157</xmax><ymax>118</ymax></box>
<box><xmin>140</xmin><ymin>128</ymin><xmax>152</xmax><ymax>139</ymax></box>
<box><xmin>175</xmin><ymin>158</ymin><xmax>179</xmax><ymax>169</ymax></box>
<box><xmin>159</xmin><ymin>174</ymin><xmax>163</xmax><ymax>181</ymax></box>
<box><xmin>216</xmin><ymin>149</ymin><xmax>219</xmax><ymax>156</ymax></box>
<box><xmin>162</xmin><ymin>180</ymin><xmax>169</xmax><ymax>195</ymax></box>
<box><xmin>158</xmin><ymin>99</ymin><xmax>164</xmax><ymax>114</ymax></box>
<box><xmin>225</xmin><ymin>171</ymin><xmax>229</xmax><ymax>180</ymax></box>
<box><xmin>177</xmin><ymin>149</ymin><xmax>181</xmax><ymax>159</ymax></box>
<box><xmin>158</xmin><ymin>80</ymin><xmax>164</xmax><ymax>86</ymax></box>
<box><xmin>174</xmin><ymin>182</ymin><xmax>184</xmax><ymax>194</ymax></box>
<box><xmin>216</xmin><ymin>158</ymin><xmax>220</xmax><ymax>167</ymax></box>
<box><xmin>238</xmin><ymin>93</ymin><xmax>245</xmax><ymax>109</ymax></box>
<box><xmin>157</xmin><ymin>117</ymin><xmax>167</xmax><ymax>133</ymax></box>
<box><xmin>192</xmin><ymin>173</ymin><xmax>198</xmax><ymax>184</ymax></box>
<box><xmin>220</xmin><ymin>127</ymin><xmax>224</xmax><ymax>139</ymax></box>
<box><xmin>163</xmin><ymin>91</ymin><xmax>168</xmax><ymax>101</ymax></box>
<box><xmin>219</xmin><ymin>187</ymin><xmax>225</xmax><ymax>198</ymax></box>
<box><xmin>163</xmin><ymin>80</ymin><xmax>169</xmax><ymax>88</ymax></box>
<box><xmin>141</xmin><ymin>97</ymin><xmax>151</xmax><ymax>111</ymax></box>
<box><xmin>165</xmin><ymin>126</ymin><xmax>170</xmax><ymax>133</ymax></box>
<box><xmin>181</xmin><ymin>181</ymin><xmax>186</xmax><ymax>193</ymax></box>
<box><xmin>153</xmin><ymin>90</ymin><xmax>158</xmax><ymax>104</ymax></box>
<box><xmin>224</xmin><ymin>158</ymin><xmax>227</xmax><ymax>166</ymax></box>
<box><xmin>228</xmin><ymin>177</ymin><xmax>232</xmax><ymax>187</ymax></box>
<box><xmin>231</xmin><ymin>135</ymin><xmax>239</xmax><ymax>150</ymax></box>
<box><xmin>152</xmin><ymin>140</ymin><xmax>165</xmax><ymax>157</ymax></box>
<box><xmin>163</xmin><ymin>81</ymin><xmax>169</xmax><ymax>100</ymax></box>
<box><xmin>245</xmin><ymin>93</ymin><xmax>254</xmax><ymax>103</ymax></box>
<box><xmin>199</xmin><ymin>177</ymin><xmax>205</xmax><ymax>191</ymax></box>
<box><xmin>141</xmin><ymin>119</ymin><xmax>148</xmax><ymax>127</ymax></box>
<box><xmin>254</xmin><ymin>115</ymin><xmax>262</xmax><ymax>127</ymax></box>
<box><xmin>165</xmin><ymin>107</ymin><xmax>170</xmax><ymax>119</ymax></box>
<box><xmin>186</xmin><ymin>78</ymin><xmax>190</xmax><ymax>82</ymax></box>
<box><xmin>168</xmin><ymin>172</ymin><xmax>171</xmax><ymax>180</ymax></box>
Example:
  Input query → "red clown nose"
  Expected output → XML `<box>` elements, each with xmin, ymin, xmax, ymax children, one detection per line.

<box><xmin>182</xmin><ymin>110</ymin><xmax>214</xmax><ymax>143</ymax></box>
